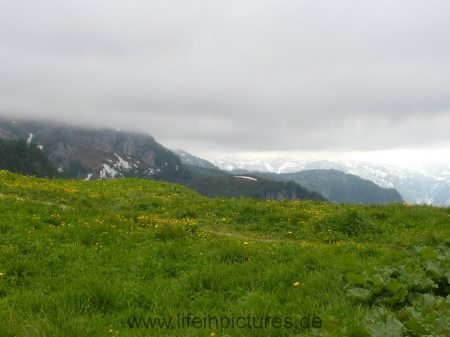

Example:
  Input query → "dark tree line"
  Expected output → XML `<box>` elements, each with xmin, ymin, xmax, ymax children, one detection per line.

<box><xmin>0</xmin><ymin>139</ymin><xmax>57</xmax><ymax>178</ymax></box>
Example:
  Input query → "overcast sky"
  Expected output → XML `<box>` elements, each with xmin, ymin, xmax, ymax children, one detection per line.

<box><xmin>1</xmin><ymin>1</ymin><xmax>450</xmax><ymax>167</ymax></box>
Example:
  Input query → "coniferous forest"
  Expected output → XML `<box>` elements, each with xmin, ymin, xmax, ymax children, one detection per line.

<box><xmin>0</xmin><ymin>139</ymin><xmax>57</xmax><ymax>178</ymax></box>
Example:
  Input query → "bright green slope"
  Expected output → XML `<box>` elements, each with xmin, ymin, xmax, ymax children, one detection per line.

<box><xmin>0</xmin><ymin>170</ymin><xmax>449</xmax><ymax>336</ymax></box>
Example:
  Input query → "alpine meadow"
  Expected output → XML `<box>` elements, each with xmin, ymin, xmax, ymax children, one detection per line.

<box><xmin>1</xmin><ymin>170</ymin><xmax>449</xmax><ymax>336</ymax></box>
<box><xmin>3</xmin><ymin>0</ymin><xmax>450</xmax><ymax>335</ymax></box>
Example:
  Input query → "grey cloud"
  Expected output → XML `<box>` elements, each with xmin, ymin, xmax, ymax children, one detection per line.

<box><xmin>1</xmin><ymin>0</ymin><xmax>450</xmax><ymax>162</ymax></box>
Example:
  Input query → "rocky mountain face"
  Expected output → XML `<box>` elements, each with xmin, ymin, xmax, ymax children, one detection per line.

<box><xmin>212</xmin><ymin>156</ymin><xmax>450</xmax><ymax>205</ymax></box>
<box><xmin>0</xmin><ymin>118</ymin><xmax>189</xmax><ymax>180</ymax></box>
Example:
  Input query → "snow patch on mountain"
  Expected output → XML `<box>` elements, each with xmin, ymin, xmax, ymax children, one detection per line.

<box><xmin>99</xmin><ymin>164</ymin><xmax>118</xmax><ymax>179</ymax></box>
<box><xmin>235</xmin><ymin>176</ymin><xmax>257</xmax><ymax>181</ymax></box>
<box><xmin>114</xmin><ymin>153</ymin><xmax>132</xmax><ymax>171</ymax></box>
<box><xmin>98</xmin><ymin>154</ymin><xmax>154</xmax><ymax>179</ymax></box>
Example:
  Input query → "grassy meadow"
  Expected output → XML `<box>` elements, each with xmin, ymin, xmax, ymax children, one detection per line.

<box><xmin>0</xmin><ymin>169</ymin><xmax>449</xmax><ymax>336</ymax></box>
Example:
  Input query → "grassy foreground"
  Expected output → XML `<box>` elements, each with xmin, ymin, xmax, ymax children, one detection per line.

<box><xmin>0</xmin><ymin>170</ymin><xmax>449</xmax><ymax>336</ymax></box>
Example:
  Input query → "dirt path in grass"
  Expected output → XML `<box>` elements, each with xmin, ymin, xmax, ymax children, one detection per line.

<box><xmin>0</xmin><ymin>193</ymin><xmax>71</xmax><ymax>209</ymax></box>
<box><xmin>201</xmin><ymin>228</ymin><xmax>280</xmax><ymax>243</ymax></box>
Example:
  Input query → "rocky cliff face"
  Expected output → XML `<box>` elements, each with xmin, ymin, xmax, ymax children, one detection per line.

<box><xmin>0</xmin><ymin>118</ymin><xmax>188</xmax><ymax>180</ymax></box>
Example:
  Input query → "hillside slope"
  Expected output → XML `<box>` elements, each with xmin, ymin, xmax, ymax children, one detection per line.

<box><xmin>1</xmin><ymin>171</ymin><xmax>449</xmax><ymax>336</ymax></box>
<box><xmin>172</xmin><ymin>149</ymin><xmax>219</xmax><ymax>169</ymax></box>
<box><xmin>0</xmin><ymin>138</ymin><xmax>58</xmax><ymax>178</ymax></box>
<box><xmin>0</xmin><ymin>118</ymin><xmax>327</xmax><ymax>203</ymax></box>
<box><xmin>0</xmin><ymin>118</ymin><xmax>189</xmax><ymax>180</ymax></box>
<box><xmin>177</xmin><ymin>174</ymin><xmax>327</xmax><ymax>201</ymax></box>
<box><xmin>213</xmin><ymin>156</ymin><xmax>450</xmax><ymax>205</ymax></box>
<box><xmin>176</xmin><ymin>150</ymin><xmax>405</xmax><ymax>204</ymax></box>
<box><xmin>251</xmin><ymin>169</ymin><xmax>404</xmax><ymax>204</ymax></box>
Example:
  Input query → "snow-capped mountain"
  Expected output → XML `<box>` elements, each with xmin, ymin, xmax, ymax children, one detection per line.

<box><xmin>212</xmin><ymin>156</ymin><xmax>450</xmax><ymax>206</ymax></box>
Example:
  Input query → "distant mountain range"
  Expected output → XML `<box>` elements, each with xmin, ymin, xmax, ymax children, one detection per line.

<box><xmin>177</xmin><ymin>172</ymin><xmax>327</xmax><ymax>201</ymax></box>
<box><xmin>240</xmin><ymin>169</ymin><xmax>404</xmax><ymax>204</ymax></box>
<box><xmin>211</xmin><ymin>156</ymin><xmax>450</xmax><ymax>206</ymax></box>
<box><xmin>176</xmin><ymin>152</ymin><xmax>404</xmax><ymax>205</ymax></box>
<box><xmin>0</xmin><ymin>117</ymin><xmax>325</xmax><ymax>203</ymax></box>
<box><xmin>2</xmin><ymin>117</ymin><xmax>441</xmax><ymax>205</ymax></box>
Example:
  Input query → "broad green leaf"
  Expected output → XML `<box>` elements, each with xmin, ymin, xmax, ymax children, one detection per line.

<box><xmin>421</xmin><ymin>246</ymin><xmax>437</xmax><ymax>260</ymax></box>
<box><xmin>433</xmin><ymin>316</ymin><xmax>450</xmax><ymax>335</ymax></box>
<box><xmin>444</xmin><ymin>271</ymin><xmax>450</xmax><ymax>284</ymax></box>
<box><xmin>413</xmin><ymin>278</ymin><xmax>436</xmax><ymax>292</ymax></box>
<box><xmin>386</xmin><ymin>280</ymin><xmax>403</xmax><ymax>295</ymax></box>
<box><xmin>406</xmin><ymin>270</ymin><xmax>426</xmax><ymax>289</ymax></box>
<box><xmin>426</xmin><ymin>260</ymin><xmax>443</xmax><ymax>278</ymax></box>
<box><xmin>383</xmin><ymin>296</ymin><xmax>400</xmax><ymax>305</ymax></box>
<box><xmin>397</xmin><ymin>265</ymin><xmax>413</xmax><ymax>279</ymax></box>
<box><xmin>441</xmin><ymin>250</ymin><xmax>450</xmax><ymax>262</ymax></box>
<box><xmin>421</xmin><ymin>293</ymin><xmax>438</xmax><ymax>308</ymax></box>
<box><xmin>396</xmin><ymin>287</ymin><xmax>408</xmax><ymax>303</ymax></box>
<box><xmin>347</xmin><ymin>288</ymin><xmax>372</xmax><ymax>302</ymax></box>
<box><xmin>372</xmin><ymin>285</ymin><xmax>384</xmax><ymax>295</ymax></box>
<box><xmin>366</xmin><ymin>314</ymin><xmax>404</xmax><ymax>337</ymax></box>
<box><xmin>345</xmin><ymin>272</ymin><xmax>367</xmax><ymax>286</ymax></box>
<box><xmin>369</xmin><ymin>275</ymin><xmax>383</xmax><ymax>286</ymax></box>
<box><xmin>404</xmin><ymin>317</ymin><xmax>430</xmax><ymax>335</ymax></box>
<box><xmin>424</xmin><ymin>311</ymin><xmax>439</xmax><ymax>323</ymax></box>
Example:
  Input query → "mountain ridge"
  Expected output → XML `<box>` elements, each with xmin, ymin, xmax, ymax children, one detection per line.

<box><xmin>0</xmin><ymin>117</ymin><xmax>189</xmax><ymax>180</ymax></box>
<box><xmin>211</xmin><ymin>156</ymin><xmax>450</xmax><ymax>205</ymax></box>
<box><xmin>175</xmin><ymin>152</ymin><xmax>405</xmax><ymax>204</ymax></box>
<box><xmin>249</xmin><ymin>169</ymin><xmax>404</xmax><ymax>204</ymax></box>
<box><xmin>0</xmin><ymin>117</ymin><xmax>326</xmax><ymax>203</ymax></box>
<box><xmin>174</xmin><ymin>172</ymin><xmax>327</xmax><ymax>202</ymax></box>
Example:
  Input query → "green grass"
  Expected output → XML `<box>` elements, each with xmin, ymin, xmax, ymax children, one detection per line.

<box><xmin>0</xmin><ymin>170</ymin><xmax>449</xmax><ymax>336</ymax></box>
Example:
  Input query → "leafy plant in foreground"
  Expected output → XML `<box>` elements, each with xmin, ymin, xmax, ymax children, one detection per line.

<box><xmin>326</xmin><ymin>243</ymin><xmax>450</xmax><ymax>336</ymax></box>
